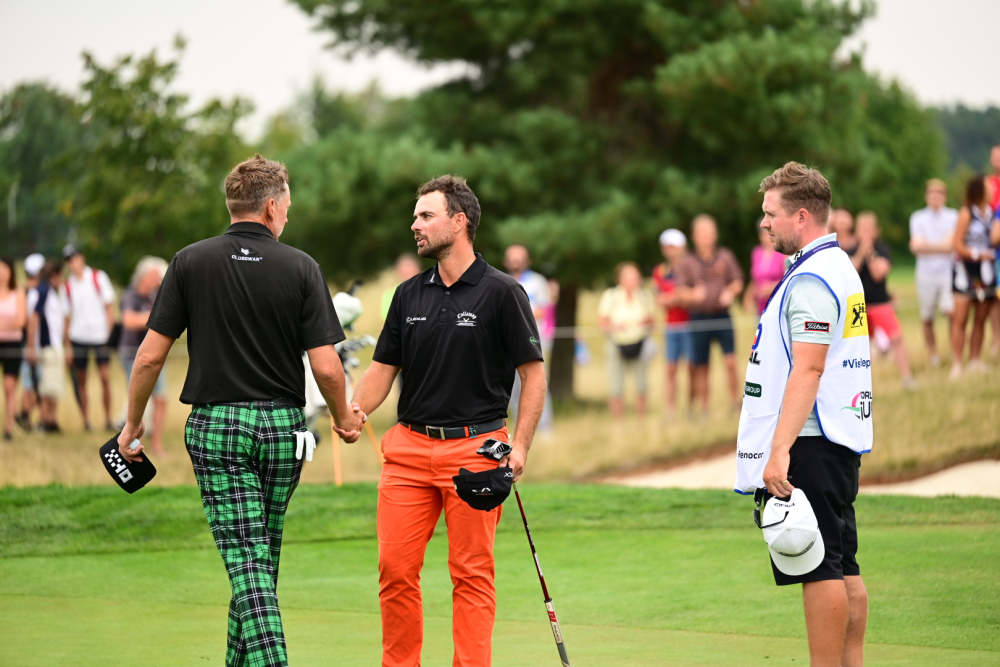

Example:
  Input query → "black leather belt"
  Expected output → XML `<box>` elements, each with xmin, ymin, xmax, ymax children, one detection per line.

<box><xmin>199</xmin><ymin>398</ymin><xmax>299</xmax><ymax>410</ymax></box>
<box><xmin>400</xmin><ymin>418</ymin><xmax>505</xmax><ymax>440</ymax></box>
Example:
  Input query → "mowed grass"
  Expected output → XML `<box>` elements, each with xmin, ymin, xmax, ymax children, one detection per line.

<box><xmin>1</xmin><ymin>483</ymin><xmax>997</xmax><ymax>666</ymax></box>
<box><xmin>1</xmin><ymin>265</ymin><xmax>998</xmax><ymax>487</ymax></box>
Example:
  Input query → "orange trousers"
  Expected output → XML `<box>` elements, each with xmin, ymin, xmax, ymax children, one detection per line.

<box><xmin>377</xmin><ymin>423</ymin><xmax>507</xmax><ymax>667</ymax></box>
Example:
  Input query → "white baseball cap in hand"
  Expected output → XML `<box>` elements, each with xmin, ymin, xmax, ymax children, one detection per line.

<box><xmin>759</xmin><ymin>488</ymin><xmax>825</xmax><ymax>576</ymax></box>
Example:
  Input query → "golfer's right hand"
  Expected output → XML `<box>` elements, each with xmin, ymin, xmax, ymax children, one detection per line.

<box><xmin>118</xmin><ymin>421</ymin><xmax>146</xmax><ymax>463</ymax></box>
<box><xmin>333</xmin><ymin>403</ymin><xmax>365</xmax><ymax>443</ymax></box>
<box><xmin>762</xmin><ymin>449</ymin><xmax>793</xmax><ymax>498</ymax></box>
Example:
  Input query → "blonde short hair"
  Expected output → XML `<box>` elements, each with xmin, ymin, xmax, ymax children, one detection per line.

<box><xmin>225</xmin><ymin>154</ymin><xmax>289</xmax><ymax>219</ymax></box>
<box><xmin>759</xmin><ymin>161</ymin><xmax>832</xmax><ymax>226</ymax></box>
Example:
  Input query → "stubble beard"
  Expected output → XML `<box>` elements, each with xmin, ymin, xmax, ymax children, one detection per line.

<box><xmin>418</xmin><ymin>237</ymin><xmax>452</xmax><ymax>261</ymax></box>
<box><xmin>772</xmin><ymin>230</ymin><xmax>802</xmax><ymax>256</ymax></box>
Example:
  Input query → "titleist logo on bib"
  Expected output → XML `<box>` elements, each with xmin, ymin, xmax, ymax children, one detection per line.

<box><xmin>804</xmin><ymin>321</ymin><xmax>830</xmax><ymax>332</ymax></box>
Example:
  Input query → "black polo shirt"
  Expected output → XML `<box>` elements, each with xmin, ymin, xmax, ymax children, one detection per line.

<box><xmin>373</xmin><ymin>253</ymin><xmax>543</xmax><ymax>427</ymax></box>
<box><xmin>146</xmin><ymin>221</ymin><xmax>345</xmax><ymax>406</ymax></box>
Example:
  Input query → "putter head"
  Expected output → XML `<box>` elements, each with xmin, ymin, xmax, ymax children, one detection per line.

<box><xmin>477</xmin><ymin>438</ymin><xmax>512</xmax><ymax>461</ymax></box>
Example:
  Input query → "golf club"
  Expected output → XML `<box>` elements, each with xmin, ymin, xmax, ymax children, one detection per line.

<box><xmin>513</xmin><ymin>482</ymin><xmax>572</xmax><ymax>667</ymax></box>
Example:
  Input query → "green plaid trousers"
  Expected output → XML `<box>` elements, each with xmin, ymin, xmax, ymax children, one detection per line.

<box><xmin>185</xmin><ymin>404</ymin><xmax>306</xmax><ymax>667</ymax></box>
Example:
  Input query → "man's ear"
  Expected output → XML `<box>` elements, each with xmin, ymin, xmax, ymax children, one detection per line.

<box><xmin>453</xmin><ymin>211</ymin><xmax>468</xmax><ymax>235</ymax></box>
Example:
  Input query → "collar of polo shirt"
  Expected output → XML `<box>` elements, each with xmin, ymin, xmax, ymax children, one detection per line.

<box><xmin>424</xmin><ymin>252</ymin><xmax>488</xmax><ymax>287</ymax></box>
<box><xmin>226</xmin><ymin>221</ymin><xmax>277</xmax><ymax>240</ymax></box>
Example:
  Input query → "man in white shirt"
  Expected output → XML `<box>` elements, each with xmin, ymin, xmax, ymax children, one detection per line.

<box><xmin>62</xmin><ymin>245</ymin><xmax>116</xmax><ymax>431</ymax></box>
<box><xmin>908</xmin><ymin>179</ymin><xmax>959</xmax><ymax>365</ymax></box>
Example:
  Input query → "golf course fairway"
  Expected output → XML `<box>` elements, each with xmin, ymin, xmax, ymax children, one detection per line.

<box><xmin>1</xmin><ymin>484</ymin><xmax>997</xmax><ymax>666</ymax></box>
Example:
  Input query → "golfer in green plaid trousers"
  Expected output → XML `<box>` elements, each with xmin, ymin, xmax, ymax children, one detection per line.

<box><xmin>117</xmin><ymin>155</ymin><xmax>363</xmax><ymax>666</ymax></box>
<box><xmin>186</xmin><ymin>404</ymin><xmax>305</xmax><ymax>666</ymax></box>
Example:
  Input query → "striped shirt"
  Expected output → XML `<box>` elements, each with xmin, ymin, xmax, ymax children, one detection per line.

<box><xmin>676</xmin><ymin>247</ymin><xmax>743</xmax><ymax>314</ymax></box>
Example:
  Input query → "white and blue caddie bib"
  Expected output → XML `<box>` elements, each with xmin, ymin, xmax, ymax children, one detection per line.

<box><xmin>735</xmin><ymin>242</ymin><xmax>874</xmax><ymax>494</ymax></box>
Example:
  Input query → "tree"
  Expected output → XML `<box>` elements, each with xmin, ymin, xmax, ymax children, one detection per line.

<box><xmin>933</xmin><ymin>104</ymin><xmax>1000</xmax><ymax>172</ymax></box>
<box><xmin>290</xmin><ymin>0</ymin><xmax>945</xmax><ymax>398</ymax></box>
<box><xmin>55</xmin><ymin>39</ymin><xmax>250</xmax><ymax>283</ymax></box>
<box><xmin>0</xmin><ymin>83</ymin><xmax>82</xmax><ymax>258</ymax></box>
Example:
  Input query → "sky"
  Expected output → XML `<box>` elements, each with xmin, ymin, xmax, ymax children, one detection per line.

<box><xmin>1</xmin><ymin>0</ymin><xmax>997</xmax><ymax>138</ymax></box>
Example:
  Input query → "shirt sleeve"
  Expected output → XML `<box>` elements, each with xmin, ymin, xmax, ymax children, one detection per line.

<box><xmin>98</xmin><ymin>271</ymin><xmax>115</xmax><ymax>304</ymax></box>
<box><xmin>58</xmin><ymin>287</ymin><xmax>70</xmax><ymax>316</ymax></box>
<box><xmin>146</xmin><ymin>255</ymin><xmax>188</xmax><ymax>339</ymax></box>
<box><xmin>120</xmin><ymin>290</ymin><xmax>136</xmax><ymax>315</ymax></box>
<box><xmin>876</xmin><ymin>241</ymin><xmax>892</xmax><ymax>264</ymax></box>
<box><xmin>642</xmin><ymin>288</ymin><xmax>657</xmax><ymax>318</ymax></box>
<box><xmin>300</xmin><ymin>261</ymin><xmax>345</xmax><ymax>350</ymax></box>
<box><xmin>597</xmin><ymin>289</ymin><xmax>613</xmax><ymax>318</ymax></box>
<box><xmin>372</xmin><ymin>285</ymin><xmax>403</xmax><ymax>367</ymax></box>
<box><xmin>723</xmin><ymin>249</ymin><xmax>744</xmax><ymax>284</ymax></box>
<box><xmin>676</xmin><ymin>258</ymin><xmax>694</xmax><ymax>288</ymax></box>
<box><xmin>909</xmin><ymin>212</ymin><xmax>920</xmax><ymax>240</ymax></box>
<box><xmin>501</xmin><ymin>282</ymin><xmax>544</xmax><ymax>367</ymax></box>
<box><xmin>530</xmin><ymin>274</ymin><xmax>552</xmax><ymax>309</ymax></box>
<box><xmin>784</xmin><ymin>275</ymin><xmax>839</xmax><ymax>344</ymax></box>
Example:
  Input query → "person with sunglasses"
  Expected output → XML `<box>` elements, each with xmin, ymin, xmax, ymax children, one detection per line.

<box><xmin>736</xmin><ymin>162</ymin><xmax>873</xmax><ymax>667</ymax></box>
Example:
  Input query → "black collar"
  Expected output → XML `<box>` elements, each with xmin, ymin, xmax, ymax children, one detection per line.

<box><xmin>225</xmin><ymin>221</ymin><xmax>276</xmax><ymax>240</ymax></box>
<box><xmin>424</xmin><ymin>252</ymin><xmax>488</xmax><ymax>287</ymax></box>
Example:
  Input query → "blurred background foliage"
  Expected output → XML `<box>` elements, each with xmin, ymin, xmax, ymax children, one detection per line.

<box><xmin>1</xmin><ymin>0</ymin><xmax>998</xmax><ymax>396</ymax></box>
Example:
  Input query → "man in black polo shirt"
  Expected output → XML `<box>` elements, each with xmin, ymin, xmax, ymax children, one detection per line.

<box><xmin>118</xmin><ymin>154</ymin><xmax>363</xmax><ymax>667</ymax></box>
<box><xmin>337</xmin><ymin>175</ymin><xmax>547</xmax><ymax>667</ymax></box>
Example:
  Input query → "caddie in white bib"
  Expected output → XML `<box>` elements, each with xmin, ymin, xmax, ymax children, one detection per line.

<box><xmin>743</xmin><ymin>162</ymin><xmax>874</xmax><ymax>666</ymax></box>
<box><xmin>735</xmin><ymin>235</ymin><xmax>873</xmax><ymax>494</ymax></box>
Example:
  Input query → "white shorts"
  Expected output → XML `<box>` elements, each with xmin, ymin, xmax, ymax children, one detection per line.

<box><xmin>916</xmin><ymin>272</ymin><xmax>953</xmax><ymax>321</ymax></box>
<box><xmin>37</xmin><ymin>346</ymin><xmax>65</xmax><ymax>399</ymax></box>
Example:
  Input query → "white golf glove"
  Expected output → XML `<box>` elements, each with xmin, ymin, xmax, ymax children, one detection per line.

<box><xmin>294</xmin><ymin>430</ymin><xmax>317</xmax><ymax>462</ymax></box>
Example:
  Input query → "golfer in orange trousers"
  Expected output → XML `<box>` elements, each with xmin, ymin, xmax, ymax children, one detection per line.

<box><xmin>378</xmin><ymin>424</ymin><xmax>509</xmax><ymax>665</ymax></box>
<box><xmin>335</xmin><ymin>176</ymin><xmax>547</xmax><ymax>666</ymax></box>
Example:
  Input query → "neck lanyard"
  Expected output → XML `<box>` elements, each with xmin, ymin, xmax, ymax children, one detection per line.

<box><xmin>762</xmin><ymin>240</ymin><xmax>840</xmax><ymax>313</ymax></box>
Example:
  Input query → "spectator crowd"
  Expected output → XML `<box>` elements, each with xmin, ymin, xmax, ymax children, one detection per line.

<box><xmin>0</xmin><ymin>246</ymin><xmax>168</xmax><ymax>451</ymax></box>
<box><xmin>518</xmin><ymin>143</ymin><xmax>1000</xmax><ymax>421</ymax></box>
<box><xmin>3</xmin><ymin>145</ymin><xmax>1000</xmax><ymax>438</ymax></box>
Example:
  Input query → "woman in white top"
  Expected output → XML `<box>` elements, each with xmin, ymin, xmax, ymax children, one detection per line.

<box><xmin>0</xmin><ymin>257</ymin><xmax>27</xmax><ymax>440</ymax></box>
<box><xmin>598</xmin><ymin>262</ymin><xmax>656</xmax><ymax>420</ymax></box>
<box><xmin>951</xmin><ymin>176</ymin><xmax>1000</xmax><ymax>377</ymax></box>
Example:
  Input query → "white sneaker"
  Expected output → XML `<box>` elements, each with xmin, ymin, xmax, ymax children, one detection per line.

<box><xmin>949</xmin><ymin>364</ymin><xmax>963</xmax><ymax>381</ymax></box>
<box><xmin>968</xmin><ymin>360</ymin><xmax>987</xmax><ymax>374</ymax></box>
<box><xmin>902</xmin><ymin>377</ymin><xmax>919</xmax><ymax>391</ymax></box>
<box><xmin>929</xmin><ymin>354</ymin><xmax>940</xmax><ymax>367</ymax></box>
